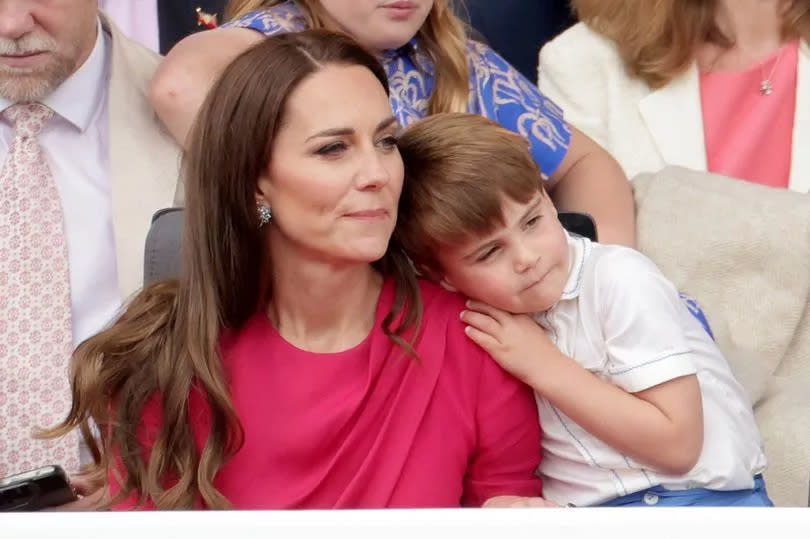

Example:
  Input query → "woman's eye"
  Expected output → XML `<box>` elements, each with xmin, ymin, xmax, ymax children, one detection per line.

<box><xmin>476</xmin><ymin>246</ymin><xmax>499</xmax><ymax>262</ymax></box>
<box><xmin>378</xmin><ymin>135</ymin><xmax>398</xmax><ymax>150</ymax></box>
<box><xmin>316</xmin><ymin>141</ymin><xmax>347</xmax><ymax>155</ymax></box>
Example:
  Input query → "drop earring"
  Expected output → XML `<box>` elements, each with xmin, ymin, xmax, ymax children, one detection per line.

<box><xmin>257</xmin><ymin>203</ymin><xmax>272</xmax><ymax>228</ymax></box>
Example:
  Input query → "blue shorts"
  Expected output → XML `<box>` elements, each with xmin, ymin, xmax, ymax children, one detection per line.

<box><xmin>597</xmin><ymin>475</ymin><xmax>773</xmax><ymax>507</ymax></box>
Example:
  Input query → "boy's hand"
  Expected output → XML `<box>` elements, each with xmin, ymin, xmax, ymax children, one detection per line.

<box><xmin>460</xmin><ymin>300</ymin><xmax>561</xmax><ymax>384</ymax></box>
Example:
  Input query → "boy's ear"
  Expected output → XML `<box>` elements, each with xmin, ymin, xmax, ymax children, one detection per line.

<box><xmin>414</xmin><ymin>263</ymin><xmax>456</xmax><ymax>291</ymax></box>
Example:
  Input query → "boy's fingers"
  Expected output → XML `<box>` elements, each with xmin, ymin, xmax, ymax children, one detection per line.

<box><xmin>460</xmin><ymin>310</ymin><xmax>501</xmax><ymax>337</ymax></box>
<box><xmin>464</xmin><ymin>326</ymin><xmax>500</xmax><ymax>352</ymax></box>
<box><xmin>465</xmin><ymin>300</ymin><xmax>507</xmax><ymax>323</ymax></box>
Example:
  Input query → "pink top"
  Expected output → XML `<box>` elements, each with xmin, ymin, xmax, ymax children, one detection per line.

<box><xmin>111</xmin><ymin>279</ymin><xmax>542</xmax><ymax>509</ymax></box>
<box><xmin>700</xmin><ymin>40</ymin><xmax>799</xmax><ymax>188</ymax></box>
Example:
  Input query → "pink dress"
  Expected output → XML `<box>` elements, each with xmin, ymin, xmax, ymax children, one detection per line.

<box><xmin>700</xmin><ymin>41</ymin><xmax>799</xmax><ymax>188</ymax></box>
<box><xmin>110</xmin><ymin>279</ymin><xmax>542</xmax><ymax>509</ymax></box>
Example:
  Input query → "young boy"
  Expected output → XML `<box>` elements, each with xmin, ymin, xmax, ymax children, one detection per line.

<box><xmin>394</xmin><ymin>113</ymin><xmax>771</xmax><ymax>507</ymax></box>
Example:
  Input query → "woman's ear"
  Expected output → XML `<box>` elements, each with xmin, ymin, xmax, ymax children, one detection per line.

<box><xmin>256</xmin><ymin>170</ymin><xmax>272</xmax><ymax>206</ymax></box>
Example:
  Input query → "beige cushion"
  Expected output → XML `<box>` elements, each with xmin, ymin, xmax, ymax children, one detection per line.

<box><xmin>633</xmin><ymin>166</ymin><xmax>810</xmax><ymax>506</ymax></box>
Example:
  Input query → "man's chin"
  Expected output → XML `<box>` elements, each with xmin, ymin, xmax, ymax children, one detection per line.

<box><xmin>0</xmin><ymin>74</ymin><xmax>59</xmax><ymax>102</ymax></box>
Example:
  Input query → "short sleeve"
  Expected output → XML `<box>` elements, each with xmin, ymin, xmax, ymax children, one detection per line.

<box><xmin>592</xmin><ymin>249</ymin><xmax>699</xmax><ymax>393</ymax></box>
<box><xmin>220</xmin><ymin>4</ymin><xmax>307</xmax><ymax>35</ymax></box>
<box><xmin>468</xmin><ymin>42</ymin><xmax>572</xmax><ymax>178</ymax></box>
<box><xmin>462</xmin><ymin>347</ymin><xmax>543</xmax><ymax>506</ymax></box>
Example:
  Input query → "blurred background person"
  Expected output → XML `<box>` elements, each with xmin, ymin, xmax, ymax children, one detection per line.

<box><xmin>538</xmin><ymin>0</ymin><xmax>810</xmax><ymax>191</ymax></box>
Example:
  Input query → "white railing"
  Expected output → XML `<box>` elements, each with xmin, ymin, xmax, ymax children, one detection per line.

<box><xmin>3</xmin><ymin>507</ymin><xmax>809</xmax><ymax>539</ymax></box>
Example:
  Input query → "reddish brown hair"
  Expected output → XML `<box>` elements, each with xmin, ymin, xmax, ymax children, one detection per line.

<box><xmin>574</xmin><ymin>0</ymin><xmax>810</xmax><ymax>88</ymax></box>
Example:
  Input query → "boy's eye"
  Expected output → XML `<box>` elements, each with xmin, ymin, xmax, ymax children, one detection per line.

<box><xmin>476</xmin><ymin>246</ymin><xmax>500</xmax><ymax>262</ymax></box>
<box><xmin>525</xmin><ymin>215</ymin><xmax>542</xmax><ymax>228</ymax></box>
<box><xmin>316</xmin><ymin>141</ymin><xmax>347</xmax><ymax>155</ymax></box>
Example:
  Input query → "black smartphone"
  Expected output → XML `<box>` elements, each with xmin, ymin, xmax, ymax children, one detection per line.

<box><xmin>0</xmin><ymin>465</ymin><xmax>77</xmax><ymax>512</ymax></box>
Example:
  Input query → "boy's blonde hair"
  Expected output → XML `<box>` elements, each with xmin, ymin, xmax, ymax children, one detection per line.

<box><xmin>573</xmin><ymin>0</ymin><xmax>810</xmax><ymax>88</ymax></box>
<box><xmin>226</xmin><ymin>0</ymin><xmax>470</xmax><ymax>113</ymax></box>
<box><xmin>395</xmin><ymin>113</ymin><xmax>545</xmax><ymax>274</ymax></box>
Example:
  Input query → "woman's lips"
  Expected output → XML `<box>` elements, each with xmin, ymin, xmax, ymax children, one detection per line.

<box><xmin>344</xmin><ymin>208</ymin><xmax>388</xmax><ymax>220</ymax></box>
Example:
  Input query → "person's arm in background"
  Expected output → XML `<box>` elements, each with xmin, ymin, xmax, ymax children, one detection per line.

<box><xmin>547</xmin><ymin>126</ymin><xmax>635</xmax><ymax>247</ymax></box>
<box><xmin>149</xmin><ymin>27</ymin><xmax>264</xmax><ymax>146</ymax></box>
<box><xmin>474</xmin><ymin>44</ymin><xmax>635</xmax><ymax>247</ymax></box>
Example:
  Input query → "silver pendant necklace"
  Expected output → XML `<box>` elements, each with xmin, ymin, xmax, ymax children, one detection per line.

<box><xmin>759</xmin><ymin>47</ymin><xmax>784</xmax><ymax>96</ymax></box>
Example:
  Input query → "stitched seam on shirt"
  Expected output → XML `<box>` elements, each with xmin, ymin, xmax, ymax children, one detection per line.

<box><xmin>621</xmin><ymin>455</ymin><xmax>655</xmax><ymax>488</ymax></box>
<box><xmin>561</xmin><ymin>236</ymin><xmax>589</xmax><ymax>298</ymax></box>
<box><xmin>607</xmin><ymin>349</ymin><xmax>692</xmax><ymax>376</ymax></box>
<box><xmin>550</xmin><ymin>405</ymin><xmax>628</xmax><ymax>496</ymax></box>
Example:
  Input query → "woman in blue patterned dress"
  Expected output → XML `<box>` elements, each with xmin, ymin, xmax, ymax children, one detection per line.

<box><xmin>150</xmin><ymin>0</ymin><xmax>636</xmax><ymax>246</ymax></box>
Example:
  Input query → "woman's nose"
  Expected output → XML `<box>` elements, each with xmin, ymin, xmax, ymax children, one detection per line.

<box><xmin>356</xmin><ymin>148</ymin><xmax>391</xmax><ymax>190</ymax></box>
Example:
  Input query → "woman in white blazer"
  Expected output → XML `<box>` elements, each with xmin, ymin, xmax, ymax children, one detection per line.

<box><xmin>538</xmin><ymin>0</ymin><xmax>810</xmax><ymax>193</ymax></box>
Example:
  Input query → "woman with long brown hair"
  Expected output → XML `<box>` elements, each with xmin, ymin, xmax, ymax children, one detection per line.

<box><xmin>147</xmin><ymin>0</ymin><xmax>636</xmax><ymax>248</ymax></box>
<box><xmin>45</xmin><ymin>29</ymin><xmax>543</xmax><ymax>510</ymax></box>
<box><xmin>539</xmin><ymin>0</ymin><xmax>810</xmax><ymax>191</ymax></box>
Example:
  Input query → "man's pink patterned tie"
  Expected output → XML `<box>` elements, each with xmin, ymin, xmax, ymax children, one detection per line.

<box><xmin>0</xmin><ymin>102</ymin><xmax>79</xmax><ymax>477</ymax></box>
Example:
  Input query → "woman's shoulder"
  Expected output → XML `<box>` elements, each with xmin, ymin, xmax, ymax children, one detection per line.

<box><xmin>417</xmin><ymin>278</ymin><xmax>467</xmax><ymax>319</ymax></box>
<box><xmin>539</xmin><ymin>21</ymin><xmax>624</xmax><ymax>72</ymax></box>
<box><xmin>416</xmin><ymin>280</ymin><xmax>489</xmax><ymax>348</ymax></box>
<box><xmin>222</xmin><ymin>1</ymin><xmax>308</xmax><ymax>35</ymax></box>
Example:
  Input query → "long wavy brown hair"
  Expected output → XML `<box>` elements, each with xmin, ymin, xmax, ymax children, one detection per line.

<box><xmin>574</xmin><ymin>0</ymin><xmax>810</xmax><ymax>88</ymax></box>
<box><xmin>43</xmin><ymin>29</ymin><xmax>422</xmax><ymax>510</ymax></box>
<box><xmin>225</xmin><ymin>0</ymin><xmax>470</xmax><ymax>113</ymax></box>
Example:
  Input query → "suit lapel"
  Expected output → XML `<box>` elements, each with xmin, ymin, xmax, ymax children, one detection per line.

<box><xmin>103</xmin><ymin>13</ymin><xmax>181</xmax><ymax>298</ymax></box>
<box><xmin>638</xmin><ymin>64</ymin><xmax>708</xmax><ymax>171</ymax></box>
<box><xmin>789</xmin><ymin>40</ymin><xmax>810</xmax><ymax>193</ymax></box>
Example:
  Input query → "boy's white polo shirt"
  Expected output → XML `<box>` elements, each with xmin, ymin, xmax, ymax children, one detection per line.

<box><xmin>533</xmin><ymin>233</ymin><xmax>767</xmax><ymax>507</ymax></box>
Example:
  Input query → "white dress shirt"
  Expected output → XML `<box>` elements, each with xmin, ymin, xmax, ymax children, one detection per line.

<box><xmin>532</xmin><ymin>233</ymin><xmax>768</xmax><ymax>507</ymax></box>
<box><xmin>0</xmin><ymin>20</ymin><xmax>122</xmax><ymax>350</ymax></box>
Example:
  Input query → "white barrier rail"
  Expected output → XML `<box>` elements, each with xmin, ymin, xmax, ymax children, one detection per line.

<box><xmin>3</xmin><ymin>507</ymin><xmax>810</xmax><ymax>539</ymax></box>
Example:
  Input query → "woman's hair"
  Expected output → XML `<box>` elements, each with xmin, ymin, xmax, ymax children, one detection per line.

<box><xmin>44</xmin><ymin>29</ymin><xmax>421</xmax><ymax>510</ymax></box>
<box><xmin>394</xmin><ymin>113</ymin><xmax>545</xmax><ymax>274</ymax></box>
<box><xmin>225</xmin><ymin>0</ymin><xmax>470</xmax><ymax>113</ymax></box>
<box><xmin>573</xmin><ymin>0</ymin><xmax>810</xmax><ymax>88</ymax></box>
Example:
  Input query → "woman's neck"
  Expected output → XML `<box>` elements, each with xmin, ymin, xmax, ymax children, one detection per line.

<box><xmin>704</xmin><ymin>0</ymin><xmax>787</xmax><ymax>68</ymax></box>
<box><xmin>267</xmin><ymin>247</ymin><xmax>384</xmax><ymax>353</ymax></box>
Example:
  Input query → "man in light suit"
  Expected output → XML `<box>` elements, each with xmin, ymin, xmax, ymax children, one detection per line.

<box><xmin>0</xmin><ymin>0</ymin><xmax>181</xmax><ymax>505</ymax></box>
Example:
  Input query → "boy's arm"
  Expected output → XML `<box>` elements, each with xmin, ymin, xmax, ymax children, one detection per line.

<box><xmin>462</xmin><ymin>303</ymin><xmax>703</xmax><ymax>476</ymax></box>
